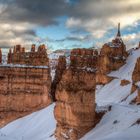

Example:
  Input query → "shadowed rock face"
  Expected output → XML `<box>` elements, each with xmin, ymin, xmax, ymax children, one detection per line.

<box><xmin>132</xmin><ymin>57</ymin><xmax>140</xmax><ymax>103</ymax></box>
<box><xmin>51</xmin><ymin>56</ymin><xmax>66</xmax><ymax>101</ymax></box>
<box><xmin>54</xmin><ymin>49</ymin><xmax>96</xmax><ymax>140</ymax></box>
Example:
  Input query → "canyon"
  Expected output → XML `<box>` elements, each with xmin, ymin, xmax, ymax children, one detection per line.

<box><xmin>0</xmin><ymin>23</ymin><xmax>140</xmax><ymax>140</ymax></box>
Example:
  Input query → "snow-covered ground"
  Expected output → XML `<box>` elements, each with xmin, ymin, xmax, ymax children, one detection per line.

<box><xmin>81</xmin><ymin>104</ymin><xmax>140</xmax><ymax>140</ymax></box>
<box><xmin>0</xmin><ymin>104</ymin><xmax>56</xmax><ymax>140</ymax></box>
<box><xmin>0</xmin><ymin>48</ymin><xmax>140</xmax><ymax>140</ymax></box>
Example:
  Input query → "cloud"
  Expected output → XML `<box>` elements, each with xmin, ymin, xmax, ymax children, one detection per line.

<box><xmin>66</xmin><ymin>0</ymin><xmax>140</xmax><ymax>38</ymax></box>
<box><xmin>0</xmin><ymin>0</ymin><xmax>70</xmax><ymax>26</ymax></box>
<box><xmin>0</xmin><ymin>0</ymin><xmax>140</xmax><ymax>50</ymax></box>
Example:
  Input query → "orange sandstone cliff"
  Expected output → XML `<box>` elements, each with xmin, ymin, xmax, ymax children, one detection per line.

<box><xmin>0</xmin><ymin>45</ymin><xmax>52</xmax><ymax>127</ymax></box>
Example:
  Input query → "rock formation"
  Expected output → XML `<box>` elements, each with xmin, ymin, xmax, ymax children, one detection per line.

<box><xmin>120</xmin><ymin>79</ymin><xmax>131</xmax><ymax>86</ymax></box>
<box><xmin>132</xmin><ymin>57</ymin><xmax>140</xmax><ymax>103</ymax></box>
<box><xmin>70</xmin><ymin>48</ymin><xmax>98</xmax><ymax>69</ymax></box>
<box><xmin>54</xmin><ymin>49</ymin><xmax>96</xmax><ymax>140</ymax></box>
<box><xmin>7</xmin><ymin>44</ymin><xmax>49</xmax><ymax>66</ymax></box>
<box><xmin>0</xmin><ymin>46</ymin><xmax>52</xmax><ymax>127</ymax></box>
<box><xmin>99</xmin><ymin>23</ymin><xmax>127</xmax><ymax>74</ymax></box>
<box><xmin>96</xmin><ymin>23</ymin><xmax>128</xmax><ymax>85</ymax></box>
<box><xmin>51</xmin><ymin>56</ymin><xmax>66</xmax><ymax>101</ymax></box>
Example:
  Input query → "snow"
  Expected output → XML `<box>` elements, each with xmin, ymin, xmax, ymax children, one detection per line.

<box><xmin>96</xmin><ymin>79</ymin><xmax>132</xmax><ymax>106</ymax></box>
<box><xmin>0</xmin><ymin>104</ymin><xmax>56</xmax><ymax>140</ymax></box>
<box><xmin>0</xmin><ymin>64</ymin><xmax>49</xmax><ymax>69</ymax></box>
<box><xmin>81</xmin><ymin>105</ymin><xmax>140</xmax><ymax>140</ymax></box>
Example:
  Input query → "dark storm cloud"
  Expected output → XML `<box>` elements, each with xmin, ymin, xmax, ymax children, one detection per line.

<box><xmin>0</xmin><ymin>0</ymin><xmax>70</xmax><ymax>25</ymax></box>
<box><xmin>69</xmin><ymin>0</ymin><xmax>140</xmax><ymax>19</ymax></box>
<box><xmin>1</xmin><ymin>0</ymin><xmax>140</xmax><ymax>28</ymax></box>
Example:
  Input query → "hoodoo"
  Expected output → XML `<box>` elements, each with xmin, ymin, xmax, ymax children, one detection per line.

<box><xmin>96</xmin><ymin>23</ymin><xmax>128</xmax><ymax>84</ymax></box>
<box><xmin>54</xmin><ymin>49</ymin><xmax>96</xmax><ymax>140</ymax></box>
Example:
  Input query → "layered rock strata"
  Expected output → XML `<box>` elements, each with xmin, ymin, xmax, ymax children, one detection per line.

<box><xmin>7</xmin><ymin>44</ymin><xmax>49</xmax><ymax>66</ymax></box>
<box><xmin>0</xmin><ymin>45</ymin><xmax>51</xmax><ymax>127</ymax></box>
<box><xmin>0</xmin><ymin>66</ymin><xmax>52</xmax><ymax>127</ymax></box>
<box><xmin>54</xmin><ymin>49</ymin><xmax>96</xmax><ymax>140</ymax></box>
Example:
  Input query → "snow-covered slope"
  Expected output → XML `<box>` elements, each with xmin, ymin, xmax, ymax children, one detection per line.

<box><xmin>108</xmin><ymin>48</ymin><xmax>140</xmax><ymax>81</ymax></box>
<box><xmin>81</xmin><ymin>104</ymin><xmax>140</xmax><ymax>140</ymax></box>
<box><xmin>0</xmin><ymin>48</ymin><xmax>140</xmax><ymax>140</ymax></box>
<box><xmin>0</xmin><ymin>104</ymin><xmax>56</xmax><ymax>140</ymax></box>
<box><xmin>82</xmin><ymin>48</ymin><xmax>140</xmax><ymax>140</ymax></box>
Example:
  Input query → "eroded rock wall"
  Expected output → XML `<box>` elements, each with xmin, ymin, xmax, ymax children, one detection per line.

<box><xmin>54</xmin><ymin>49</ymin><xmax>96</xmax><ymax>140</ymax></box>
<box><xmin>99</xmin><ymin>37</ymin><xmax>127</xmax><ymax>74</ymax></box>
<box><xmin>7</xmin><ymin>44</ymin><xmax>49</xmax><ymax>66</ymax></box>
<box><xmin>0</xmin><ymin>66</ymin><xmax>52</xmax><ymax>127</ymax></box>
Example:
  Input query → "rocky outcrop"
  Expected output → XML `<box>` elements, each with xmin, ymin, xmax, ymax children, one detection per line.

<box><xmin>7</xmin><ymin>44</ymin><xmax>49</xmax><ymax>66</ymax></box>
<box><xmin>132</xmin><ymin>57</ymin><xmax>140</xmax><ymax>103</ymax></box>
<box><xmin>54</xmin><ymin>49</ymin><xmax>96</xmax><ymax>140</ymax></box>
<box><xmin>96</xmin><ymin>23</ymin><xmax>127</xmax><ymax>85</ymax></box>
<box><xmin>96</xmin><ymin>72</ymin><xmax>114</xmax><ymax>85</ymax></box>
<box><xmin>0</xmin><ymin>45</ymin><xmax>52</xmax><ymax>127</ymax></box>
<box><xmin>70</xmin><ymin>48</ymin><xmax>98</xmax><ymax>69</ymax></box>
<box><xmin>99</xmin><ymin>36</ymin><xmax>127</xmax><ymax>74</ymax></box>
<box><xmin>51</xmin><ymin>56</ymin><xmax>66</xmax><ymax>101</ymax></box>
<box><xmin>120</xmin><ymin>79</ymin><xmax>131</xmax><ymax>86</ymax></box>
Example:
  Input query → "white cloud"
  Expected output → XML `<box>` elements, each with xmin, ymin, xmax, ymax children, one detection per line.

<box><xmin>66</xmin><ymin>0</ymin><xmax>140</xmax><ymax>39</ymax></box>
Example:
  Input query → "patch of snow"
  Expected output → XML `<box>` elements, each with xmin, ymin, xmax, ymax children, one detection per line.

<box><xmin>0</xmin><ymin>64</ymin><xmax>49</xmax><ymax>69</ymax></box>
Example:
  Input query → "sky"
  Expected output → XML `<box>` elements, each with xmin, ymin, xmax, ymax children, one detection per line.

<box><xmin>0</xmin><ymin>0</ymin><xmax>140</xmax><ymax>52</ymax></box>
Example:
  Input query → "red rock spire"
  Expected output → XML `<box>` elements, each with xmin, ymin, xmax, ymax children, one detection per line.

<box><xmin>117</xmin><ymin>23</ymin><xmax>121</xmax><ymax>37</ymax></box>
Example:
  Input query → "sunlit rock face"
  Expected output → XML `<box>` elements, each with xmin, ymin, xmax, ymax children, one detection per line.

<box><xmin>96</xmin><ymin>24</ymin><xmax>128</xmax><ymax>85</ymax></box>
<box><xmin>54</xmin><ymin>49</ymin><xmax>96</xmax><ymax>140</ymax></box>
<box><xmin>0</xmin><ymin>45</ymin><xmax>52</xmax><ymax>127</ymax></box>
